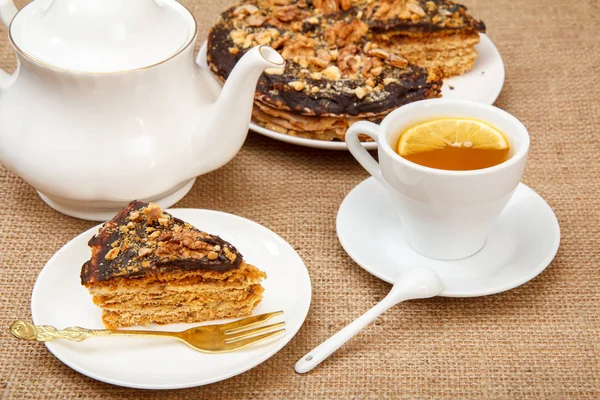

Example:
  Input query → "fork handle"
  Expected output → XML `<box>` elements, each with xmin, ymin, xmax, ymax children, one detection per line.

<box><xmin>9</xmin><ymin>320</ymin><xmax>177</xmax><ymax>343</ymax></box>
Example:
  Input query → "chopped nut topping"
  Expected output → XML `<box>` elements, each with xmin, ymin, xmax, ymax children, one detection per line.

<box><xmin>229</xmin><ymin>47</ymin><xmax>240</xmax><ymax>55</ymax></box>
<box><xmin>311</xmin><ymin>86</ymin><xmax>320</xmax><ymax>93</ymax></box>
<box><xmin>129</xmin><ymin>210</ymin><xmax>140</xmax><ymax>221</ymax></box>
<box><xmin>289</xmin><ymin>81</ymin><xmax>306</xmax><ymax>91</ymax></box>
<box><xmin>105</xmin><ymin>248</ymin><xmax>120</xmax><ymax>261</ymax></box>
<box><xmin>207</xmin><ymin>251</ymin><xmax>219</xmax><ymax>260</ymax></box>
<box><xmin>384</xmin><ymin>77</ymin><xmax>399</xmax><ymax>85</ymax></box>
<box><xmin>310</xmin><ymin>71</ymin><xmax>323</xmax><ymax>80</ymax></box>
<box><xmin>243</xmin><ymin>33</ymin><xmax>256</xmax><ymax>49</ymax></box>
<box><xmin>265</xmin><ymin>67</ymin><xmax>284</xmax><ymax>75</ymax></box>
<box><xmin>280</xmin><ymin>34</ymin><xmax>316</xmax><ymax>59</ymax></box>
<box><xmin>407</xmin><ymin>3</ymin><xmax>426</xmax><ymax>17</ymax></box>
<box><xmin>308</xmin><ymin>56</ymin><xmax>329</xmax><ymax>68</ymax></box>
<box><xmin>313</xmin><ymin>0</ymin><xmax>339</xmax><ymax>14</ymax></box>
<box><xmin>370</xmin><ymin>66</ymin><xmax>383</xmax><ymax>76</ymax></box>
<box><xmin>143</xmin><ymin>203</ymin><xmax>163</xmax><ymax>224</ymax></box>
<box><xmin>247</xmin><ymin>13</ymin><xmax>267</xmax><ymax>27</ymax></box>
<box><xmin>387</xmin><ymin>53</ymin><xmax>409</xmax><ymax>68</ymax></box>
<box><xmin>354</xmin><ymin>87</ymin><xmax>368</xmax><ymax>99</ymax></box>
<box><xmin>149</xmin><ymin>230</ymin><xmax>161</xmax><ymax>239</ymax></box>
<box><xmin>425</xmin><ymin>1</ymin><xmax>437</xmax><ymax>12</ymax></box>
<box><xmin>307</xmin><ymin>16</ymin><xmax>319</xmax><ymax>24</ymax></box>
<box><xmin>322</xmin><ymin>65</ymin><xmax>341</xmax><ymax>80</ymax></box>
<box><xmin>233</xmin><ymin>4</ymin><xmax>258</xmax><ymax>16</ymax></box>
<box><xmin>157</xmin><ymin>232</ymin><xmax>173</xmax><ymax>242</ymax></box>
<box><xmin>274</xmin><ymin>5</ymin><xmax>300</xmax><ymax>22</ymax></box>
<box><xmin>325</xmin><ymin>20</ymin><xmax>369</xmax><ymax>48</ymax></box>
<box><xmin>158</xmin><ymin>216</ymin><xmax>170</xmax><ymax>226</ymax></box>
<box><xmin>230</xmin><ymin>29</ymin><xmax>247</xmax><ymax>46</ymax></box>
<box><xmin>256</xmin><ymin>28</ymin><xmax>280</xmax><ymax>45</ymax></box>
<box><xmin>340</xmin><ymin>0</ymin><xmax>351</xmax><ymax>11</ymax></box>
<box><xmin>368</xmin><ymin>48</ymin><xmax>390</xmax><ymax>60</ymax></box>
<box><xmin>126</xmin><ymin>221</ymin><xmax>135</xmax><ymax>229</ymax></box>
<box><xmin>138</xmin><ymin>247</ymin><xmax>152</xmax><ymax>257</ymax></box>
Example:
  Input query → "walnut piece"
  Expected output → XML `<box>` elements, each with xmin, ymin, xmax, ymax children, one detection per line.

<box><xmin>313</xmin><ymin>0</ymin><xmax>339</xmax><ymax>14</ymax></box>
<box><xmin>322</xmin><ymin>65</ymin><xmax>341</xmax><ymax>80</ymax></box>
<box><xmin>425</xmin><ymin>1</ymin><xmax>437</xmax><ymax>12</ymax></box>
<box><xmin>143</xmin><ymin>203</ymin><xmax>163</xmax><ymax>224</ymax></box>
<box><xmin>274</xmin><ymin>5</ymin><xmax>300</xmax><ymax>22</ymax></box>
<box><xmin>247</xmin><ymin>13</ymin><xmax>267</xmax><ymax>27</ymax></box>
<box><xmin>207</xmin><ymin>251</ymin><xmax>219</xmax><ymax>260</ymax></box>
<box><xmin>387</xmin><ymin>53</ymin><xmax>409</xmax><ymax>68</ymax></box>
<box><xmin>256</xmin><ymin>29</ymin><xmax>280</xmax><ymax>45</ymax></box>
<box><xmin>105</xmin><ymin>248</ymin><xmax>120</xmax><ymax>261</ymax></box>
<box><xmin>289</xmin><ymin>81</ymin><xmax>306</xmax><ymax>91</ymax></box>
<box><xmin>407</xmin><ymin>3</ymin><xmax>426</xmax><ymax>17</ymax></box>
<box><xmin>233</xmin><ymin>4</ymin><xmax>258</xmax><ymax>16</ymax></box>
<box><xmin>230</xmin><ymin>29</ymin><xmax>247</xmax><ymax>46</ymax></box>
<box><xmin>280</xmin><ymin>34</ymin><xmax>316</xmax><ymax>59</ymax></box>
<box><xmin>325</xmin><ymin>20</ymin><xmax>369</xmax><ymax>48</ymax></box>
<box><xmin>354</xmin><ymin>87</ymin><xmax>368</xmax><ymax>99</ymax></box>
<box><xmin>138</xmin><ymin>247</ymin><xmax>152</xmax><ymax>258</ymax></box>
<box><xmin>265</xmin><ymin>67</ymin><xmax>284</xmax><ymax>75</ymax></box>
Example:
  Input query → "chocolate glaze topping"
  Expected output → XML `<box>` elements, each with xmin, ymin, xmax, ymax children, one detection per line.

<box><xmin>80</xmin><ymin>201</ymin><xmax>243</xmax><ymax>285</ymax></box>
<box><xmin>207</xmin><ymin>0</ymin><xmax>443</xmax><ymax>118</ymax></box>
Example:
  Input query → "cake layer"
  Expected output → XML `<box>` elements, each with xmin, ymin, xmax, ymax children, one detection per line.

<box><xmin>93</xmin><ymin>285</ymin><xmax>264</xmax><ymax>309</ymax></box>
<box><xmin>376</xmin><ymin>33</ymin><xmax>480</xmax><ymax>78</ymax></box>
<box><xmin>102</xmin><ymin>298</ymin><xmax>261</xmax><ymax>328</ymax></box>
<box><xmin>86</xmin><ymin>261</ymin><xmax>265</xmax><ymax>296</ymax></box>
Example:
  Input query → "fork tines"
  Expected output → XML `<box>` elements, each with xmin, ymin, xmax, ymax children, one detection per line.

<box><xmin>220</xmin><ymin>311</ymin><xmax>286</xmax><ymax>349</ymax></box>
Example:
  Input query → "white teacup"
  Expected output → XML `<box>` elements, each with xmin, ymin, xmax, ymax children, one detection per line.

<box><xmin>346</xmin><ymin>99</ymin><xmax>530</xmax><ymax>260</ymax></box>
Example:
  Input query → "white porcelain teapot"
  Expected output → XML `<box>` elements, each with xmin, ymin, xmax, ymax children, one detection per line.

<box><xmin>0</xmin><ymin>0</ymin><xmax>284</xmax><ymax>220</ymax></box>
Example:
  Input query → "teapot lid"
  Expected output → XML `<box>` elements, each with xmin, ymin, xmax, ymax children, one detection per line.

<box><xmin>10</xmin><ymin>0</ymin><xmax>195</xmax><ymax>72</ymax></box>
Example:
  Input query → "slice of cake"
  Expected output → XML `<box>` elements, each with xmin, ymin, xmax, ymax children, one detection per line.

<box><xmin>80</xmin><ymin>201</ymin><xmax>266</xmax><ymax>328</ymax></box>
<box><xmin>365</xmin><ymin>0</ymin><xmax>486</xmax><ymax>78</ymax></box>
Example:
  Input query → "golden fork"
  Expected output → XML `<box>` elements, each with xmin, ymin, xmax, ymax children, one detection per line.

<box><xmin>10</xmin><ymin>311</ymin><xmax>285</xmax><ymax>353</ymax></box>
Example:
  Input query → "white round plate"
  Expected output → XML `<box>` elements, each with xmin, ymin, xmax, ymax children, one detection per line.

<box><xmin>336</xmin><ymin>178</ymin><xmax>560</xmax><ymax>297</ymax></box>
<box><xmin>31</xmin><ymin>209</ymin><xmax>312</xmax><ymax>389</ymax></box>
<box><xmin>199</xmin><ymin>34</ymin><xmax>504</xmax><ymax>151</ymax></box>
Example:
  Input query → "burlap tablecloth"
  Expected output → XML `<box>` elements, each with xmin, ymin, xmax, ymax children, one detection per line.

<box><xmin>0</xmin><ymin>0</ymin><xmax>598</xmax><ymax>398</ymax></box>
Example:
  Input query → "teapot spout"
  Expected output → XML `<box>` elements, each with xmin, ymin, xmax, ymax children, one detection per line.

<box><xmin>206</xmin><ymin>45</ymin><xmax>284</xmax><ymax>170</ymax></box>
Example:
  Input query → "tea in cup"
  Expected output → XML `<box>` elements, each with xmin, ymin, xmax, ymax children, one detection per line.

<box><xmin>345</xmin><ymin>99</ymin><xmax>530</xmax><ymax>260</ymax></box>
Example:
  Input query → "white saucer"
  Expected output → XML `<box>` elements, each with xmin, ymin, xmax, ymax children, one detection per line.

<box><xmin>198</xmin><ymin>33</ymin><xmax>504</xmax><ymax>151</ymax></box>
<box><xmin>336</xmin><ymin>178</ymin><xmax>560</xmax><ymax>297</ymax></box>
<box><xmin>31</xmin><ymin>209</ymin><xmax>312</xmax><ymax>389</ymax></box>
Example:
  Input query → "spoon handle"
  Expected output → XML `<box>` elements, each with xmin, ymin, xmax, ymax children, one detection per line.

<box><xmin>295</xmin><ymin>295</ymin><xmax>399</xmax><ymax>374</ymax></box>
<box><xmin>295</xmin><ymin>266</ymin><xmax>444</xmax><ymax>374</ymax></box>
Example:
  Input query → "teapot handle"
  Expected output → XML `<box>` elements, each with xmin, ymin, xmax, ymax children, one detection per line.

<box><xmin>0</xmin><ymin>0</ymin><xmax>17</xmax><ymax>90</ymax></box>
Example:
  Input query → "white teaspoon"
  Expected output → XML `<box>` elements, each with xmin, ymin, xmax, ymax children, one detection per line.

<box><xmin>295</xmin><ymin>266</ymin><xmax>445</xmax><ymax>374</ymax></box>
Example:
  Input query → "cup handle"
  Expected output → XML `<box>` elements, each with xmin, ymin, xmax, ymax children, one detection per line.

<box><xmin>0</xmin><ymin>0</ymin><xmax>17</xmax><ymax>91</ymax></box>
<box><xmin>346</xmin><ymin>121</ymin><xmax>386</xmax><ymax>186</ymax></box>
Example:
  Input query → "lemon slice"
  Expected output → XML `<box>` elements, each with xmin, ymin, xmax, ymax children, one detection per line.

<box><xmin>397</xmin><ymin>118</ymin><xmax>509</xmax><ymax>157</ymax></box>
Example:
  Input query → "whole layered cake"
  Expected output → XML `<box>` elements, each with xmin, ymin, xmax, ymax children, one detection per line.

<box><xmin>80</xmin><ymin>201</ymin><xmax>266</xmax><ymax>328</ymax></box>
<box><xmin>207</xmin><ymin>0</ymin><xmax>485</xmax><ymax>141</ymax></box>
